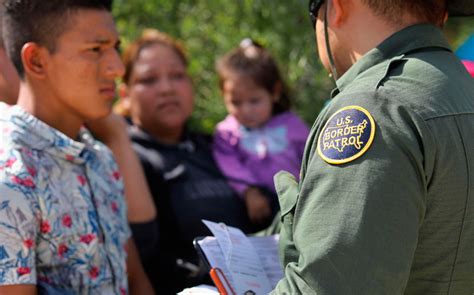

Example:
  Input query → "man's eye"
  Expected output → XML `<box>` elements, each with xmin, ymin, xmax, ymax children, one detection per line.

<box><xmin>90</xmin><ymin>47</ymin><xmax>101</xmax><ymax>53</ymax></box>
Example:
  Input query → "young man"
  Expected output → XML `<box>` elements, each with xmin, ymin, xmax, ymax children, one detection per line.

<box><xmin>272</xmin><ymin>0</ymin><xmax>474</xmax><ymax>294</ymax></box>
<box><xmin>0</xmin><ymin>0</ymin><xmax>154</xmax><ymax>294</ymax></box>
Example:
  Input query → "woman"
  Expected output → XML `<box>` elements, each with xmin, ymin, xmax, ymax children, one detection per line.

<box><xmin>117</xmin><ymin>29</ymin><xmax>253</xmax><ymax>294</ymax></box>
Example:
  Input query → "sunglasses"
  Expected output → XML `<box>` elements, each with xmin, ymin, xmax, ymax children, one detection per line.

<box><xmin>308</xmin><ymin>0</ymin><xmax>325</xmax><ymax>30</ymax></box>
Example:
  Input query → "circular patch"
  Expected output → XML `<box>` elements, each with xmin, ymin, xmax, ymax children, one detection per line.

<box><xmin>317</xmin><ymin>105</ymin><xmax>376</xmax><ymax>165</ymax></box>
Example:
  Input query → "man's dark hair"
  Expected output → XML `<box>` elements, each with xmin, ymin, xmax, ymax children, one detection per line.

<box><xmin>2</xmin><ymin>0</ymin><xmax>113</xmax><ymax>78</ymax></box>
<box><xmin>362</xmin><ymin>0</ymin><xmax>447</xmax><ymax>26</ymax></box>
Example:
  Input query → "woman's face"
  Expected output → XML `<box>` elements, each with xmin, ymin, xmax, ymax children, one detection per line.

<box><xmin>127</xmin><ymin>44</ymin><xmax>194</xmax><ymax>138</ymax></box>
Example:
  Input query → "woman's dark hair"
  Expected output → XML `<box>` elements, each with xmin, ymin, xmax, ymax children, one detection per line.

<box><xmin>122</xmin><ymin>28</ymin><xmax>188</xmax><ymax>85</ymax></box>
<box><xmin>216</xmin><ymin>39</ymin><xmax>291</xmax><ymax>115</ymax></box>
<box><xmin>3</xmin><ymin>0</ymin><xmax>113</xmax><ymax>78</ymax></box>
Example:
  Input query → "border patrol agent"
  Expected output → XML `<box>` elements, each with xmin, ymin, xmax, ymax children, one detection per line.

<box><xmin>272</xmin><ymin>0</ymin><xmax>474</xmax><ymax>294</ymax></box>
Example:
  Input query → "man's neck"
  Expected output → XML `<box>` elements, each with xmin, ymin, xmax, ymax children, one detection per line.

<box><xmin>17</xmin><ymin>82</ymin><xmax>82</xmax><ymax>139</ymax></box>
<box><xmin>340</xmin><ymin>5</ymin><xmax>426</xmax><ymax>74</ymax></box>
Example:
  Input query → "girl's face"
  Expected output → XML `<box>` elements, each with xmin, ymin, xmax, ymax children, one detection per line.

<box><xmin>222</xmin><ymin>73</ymin><xmax>277</xmax><ymax>129</ymax></box>
<box><xmin>126</xmin><ymin>44</ymin><xmax>194</xmax><ymax>140</ymax></box>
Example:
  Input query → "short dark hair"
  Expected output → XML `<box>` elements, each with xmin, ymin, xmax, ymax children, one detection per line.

<box><xmin>362</xmin><ymin>0</ymin><xmax>447</xmax><ymax>26</ymax></box>
<box><xmin>2</xmin><ymin>0</ymin><xmax>113</xmax><ymax>77</ymax></box>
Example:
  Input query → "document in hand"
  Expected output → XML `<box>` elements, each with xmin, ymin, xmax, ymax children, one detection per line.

<box><xmin>196</xmin><ymin>220</ymin><xmax>283</xmax><ymax>295</ymax></box>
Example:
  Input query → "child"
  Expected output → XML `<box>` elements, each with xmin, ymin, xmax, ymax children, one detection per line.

<box><xmin>213</xmin><ymin>39</ymin><xmax>310</xmax><ymax>225</ymax></box>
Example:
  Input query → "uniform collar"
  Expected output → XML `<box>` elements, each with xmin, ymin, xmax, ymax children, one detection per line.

<box><xmin>334</xmin><ymin>24</ymin><xmax>452</xmax><ymax>95</ymax></box>
<box><xmin>6</xmin><ymin>104</ymin><xmax>97</xmax><ymax>164</ymax></box>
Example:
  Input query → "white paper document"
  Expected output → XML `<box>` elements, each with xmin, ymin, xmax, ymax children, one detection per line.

<box><xmin>199</xmin><ymin>220</ymin><xmax>283</xmax><ymax>295</ymax></box>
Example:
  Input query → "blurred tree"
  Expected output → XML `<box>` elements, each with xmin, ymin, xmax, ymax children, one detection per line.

<box><xmin>113</xmin><ymin>1</ymin><xmax>474</xmax><ymax>133</ymax></box>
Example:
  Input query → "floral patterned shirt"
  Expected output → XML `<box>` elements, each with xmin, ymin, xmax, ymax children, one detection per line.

<box><xmin>0</xmin><ymin>103</ymin><xmax>131</xmax><ymax>294</ymax></box>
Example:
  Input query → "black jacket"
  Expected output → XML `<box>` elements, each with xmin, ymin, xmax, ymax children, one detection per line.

<box><xmin>128</xmin><ymin>126</ymin><xmax>252</xmax><ymax>294</ymax></box>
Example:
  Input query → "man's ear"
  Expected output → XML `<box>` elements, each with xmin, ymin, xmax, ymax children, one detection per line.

<box><xmin>21</xmin><ymin>42</ymin><xmax>48</xmax><ymax>79</ymax></box>
<box><xmin>328</xmin><ymin>0</ymin><xmax>351</xmax><ymax>27</ymax></box>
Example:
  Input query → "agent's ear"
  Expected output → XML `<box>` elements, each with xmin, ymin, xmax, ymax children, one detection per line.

<box><xmin>327</xmin><ymin>0</ymin><xmax>351</xmax><ymax>27</ymax></box>
<box><xmin>21</xmin><ymin>42</ymin><xmax>48</xmax><ymax>79</ymax></box>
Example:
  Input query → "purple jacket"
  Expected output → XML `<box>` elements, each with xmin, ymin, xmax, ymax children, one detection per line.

<box><xmin>213</xmin><ymin>111</ymin><xmax>310</xmax><ymax>196</ymax></box>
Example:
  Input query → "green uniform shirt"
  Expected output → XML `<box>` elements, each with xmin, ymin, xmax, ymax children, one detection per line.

<box><xmin>273</xmin><ymin>24</ymin><xmax>474</xmax><ymax>294</ymax></box>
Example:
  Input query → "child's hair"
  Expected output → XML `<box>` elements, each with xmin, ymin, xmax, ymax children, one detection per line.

<box><xmin>122</xmin><ymin>28</ymin><xmax>188</xmax><ymax>85</ymax></box>
<box><xmin>3</xmin><ymin>0</ymin><xmax>113</xmax><ymax>78</ymax></box>
<box><xmin>216</xmin><ymin>38</ymin><xmax>291</xmax><ymax>115</ymax></box>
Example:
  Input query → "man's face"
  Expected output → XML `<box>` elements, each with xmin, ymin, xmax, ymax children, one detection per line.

<box><xmin>314</xmin><ymin>0</ymin><xmax>348</xmax><ymax>78</ymax></box>
<box><xmin>0</xmin><ymin>46</ymin><xmax>20</xmax><ymax>104</ymax></box>
<box><xmin>315</xmin><ymin>2</ymin><xmax>332</xmax><ymax>75</ymax></box>
<box><xmin>44</xmin><ymin>9</ymin><xmax>124</xmax><ymax>124</ymax></box>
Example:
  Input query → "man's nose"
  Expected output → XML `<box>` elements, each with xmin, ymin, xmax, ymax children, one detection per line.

<box><xmin>105</xmin><ymin>49</ymin><xmax>125</xmax><ymax>79</ymax></box>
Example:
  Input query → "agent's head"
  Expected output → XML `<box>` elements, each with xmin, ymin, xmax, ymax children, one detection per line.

<box><xmin>360</xmin><ymin>0</ymin><xmax>448</xmax><ymax>26</ymax></box>
<box><xmin>3</xmin><ymin>0</ymin><xmax>124</xmax><ymax>129</ymax></box>
<box><xmin>216</xmin><ymin>39</ymin><xmax>291</xmax><ymax>129</ymax></box>
<box><xmin>120</xmin><ymin>29</ymin><xmax>194</xmax><ymax>143</ymax></box>
<box><xmin>309</xmin><ymin>0</ymin><xmax>449</xmax><ymax>78</ymax></box>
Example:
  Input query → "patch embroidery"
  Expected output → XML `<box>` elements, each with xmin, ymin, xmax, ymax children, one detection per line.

<box><xmin>317</xmin><ymin>105</ymin><xmax>375</xmax><ymax>164</ymax></box>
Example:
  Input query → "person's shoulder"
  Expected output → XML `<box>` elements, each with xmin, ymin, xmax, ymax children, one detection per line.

<box><xmin>0</xmin><ymin>103</ymin><xmax>16</xmax><ymax>136</ymax></box>
<box><xmin>214</xmin><ymin>115</ymin><xmax>242</xmax><ymax>146</ymax></box>
<box><xmin>215</xmin><ymin>115</ymin><xmax>240</xmax><ymax>133</ymax></box>
<box><xmin>0</xmin><ymin>144</ymin><xmax>39</xmax><ymax>198</ymax></box>
<box><xmin>126</xmin><ymin>126</ymin><xmax>169</xmax><ymax>172</ymax></box>
<box><xmin>271</xmin><ymin>111</ymin><xmax>309</xmax><ymax>128</ymax></box>
<box><xmin>323</xmin><ymin>91</ymin><xmax>406</xmax><ymax>141</ymax></box>
<box><xmin>0</xmin><ymin>101</ymin><xmax>12</xmax><ymax>115</ymax></box>
<box><xmin>189</xmin><ymin>131</ymin><xmax>214</xmax><ymax>150</ymax></box>
<box><xmin>352</xmin><ymin>52</ymin><xmax>474</xmax><ymax>120</ymax></box>
<box><xmin>81</xmin><ymin>129</ymin><xmax>115</xmax><ymax>161</ymax></box>
<box><xmin>267</xmin><ymin>112</ymin><xmax>310</xmax><ymax>141</ymax></box>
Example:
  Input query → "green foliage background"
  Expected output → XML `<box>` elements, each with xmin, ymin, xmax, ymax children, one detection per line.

<box><xmin>113</xmin><ymin>1</ymin><xmax>474</xmax><ymax>133</ymax></box>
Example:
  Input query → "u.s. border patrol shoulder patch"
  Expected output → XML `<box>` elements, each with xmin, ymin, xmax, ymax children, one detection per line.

<box><xmin>317</xmin><ymin>105</ymin><xmax>375</xmax><ymax>165</ymax></box>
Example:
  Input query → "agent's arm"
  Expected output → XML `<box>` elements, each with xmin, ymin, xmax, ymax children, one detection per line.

<box><xmin>272</xmin><ymin>97</ymin><xmax>429</xmax><ymax>294</ymax></box>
